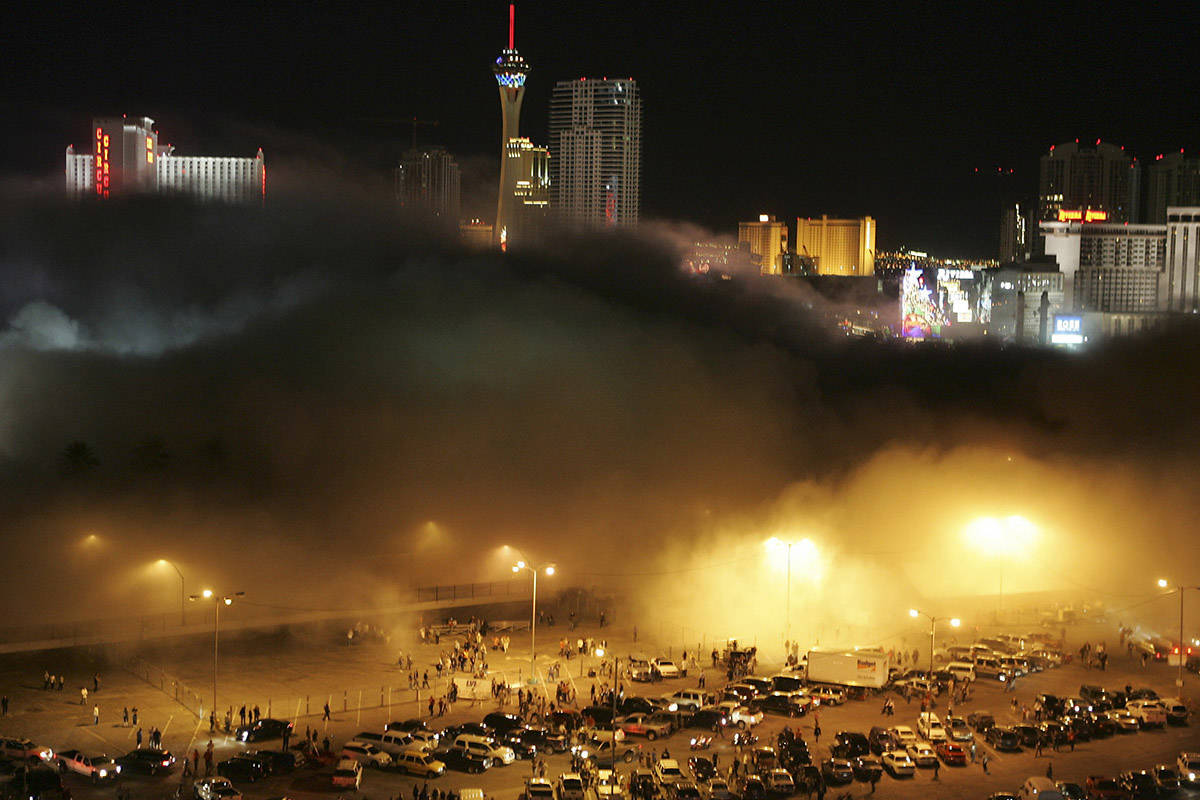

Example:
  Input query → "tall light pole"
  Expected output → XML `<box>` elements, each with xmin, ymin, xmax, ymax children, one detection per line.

<box><xmin>909</xmin><ymin>608</ymin><xmax>960</xmax><ymax>672</ymax></box>
<box><xmin>156</xmin><ymin>559</ymin><xmax>186</xmax><ymax>626</ymax></box>
<box><xmin>512</xmin><ymin>561</ymin><xmax>555</xmax><ymax>685</ymax></box>
<box><xmin>765</xmin><ymin>537</ymin><xmax>817</xmax><ymax>649</ymax></box>
<box><xmin>1158</xmin><ymin>579</ymin><xmax>1198</xmax><ymax>690</ymax></box>
<box><xmin>964</xmin><ymin>515</ymin><xmax>1037</xmax><ymax>621</ymax></box>
<box><xmin>189</xmin><ymin>589</ymin><xmax>244</xmax><ymax>721</ymax></box>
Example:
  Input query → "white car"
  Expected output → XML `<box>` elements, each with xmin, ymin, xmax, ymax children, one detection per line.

<box><xmin>652</xmin><ymin>659</ymin><xmax>681</xmax><ymax>678</ymax></box>
<box><xmin>715</xmin><ymin>702</ymin><xmax>762</xmax><ymax>729</ymax></box>
<box><xmin>596</xmin><ymin>769</ymin><xmax>626</xmax><ymax>800</ymax></box>
<box><xmin>523</xmin><ymin>778</ymin><xmax>556</xmax><ymax>800</ymax></box>
<box><xmin>654</xmin><ymin>759</ymin><xmax>685</xmax><ymax>786</ymax></box>
<box><xmin>193</xmin><ymin>777</ymin><xmax>242</xmax><ymax>800</ymax></box>
<box><xmin>905</xmin><ymin>742</ymin><xmax>937</xmax><ymax>767</ymax></box>
<box><xmin>557</xmin><ymin>773</ymin><xmax>586</xmax><ymax>800</ymax></box>
<box><xmin>1178</xmin><ymin>752</ymin><xmax>1200</xmax><ymax>785</ymax></box>
<box><xmin>764</xmin><ymin>770</ymin><xmax>794</xmax><ymax>794</ymax></box>
<box><xmin>57</xmin><ymin>750</ymin><xmax>121</xmax><ymax>782</ymax></box>
<box><xmin>408</xmin><ymin>730</ymin><xmax>440</xmax><ymax>749</ymax></box>
<box><xmin>1127</xmin><ymin>700</ymin><xmax>1168</xmax><ymax>727</ymax></box>
<box><xmin>881</xmin><ymin>750</ymin><xmax>915</xmax><ymax>777</ymax></box>
<box><xmin>890</xmin><ymin>726</ymin><xmax>918</xmax><ymax>748</ymax></box>
<box><xmin>341</xmin><ymin>741</ymin><xmax>392</xmax><ymax>768</ymax></box>
<box><xmin>916</xmin><ymin>713</ymin><xmax>947</xmax><ymax>742</ymax></box>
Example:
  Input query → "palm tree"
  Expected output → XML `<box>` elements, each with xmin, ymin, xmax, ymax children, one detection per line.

<box><xmin>59</xmin><ymin>441</ymin><xmax>100</xmax><ymax>477</ymax></box>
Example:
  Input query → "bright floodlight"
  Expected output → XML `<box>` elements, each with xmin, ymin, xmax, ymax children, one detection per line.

<box><xmin>595</xmin><ymin>647</ymin><xmax>605</xmax><ymax>657</ymax></box>
<box><xmin>1158</xmin><ymin>578</ymin><xmax>1169</xmax><ymax>588</ymax></box>
<box><xmin>512</xmin><ymin>565</ymin><xmax>520</xmax><ymax>573</ymax></box>
<box><xmin>223</xmin><ymin>597</ymin><xmax>233</xmax><ymax>606</ymax></box>
<box><xmin>516</xmin><ymin>560</ymin><xmax>526</xmax><ymax>569</ymax></box>
<box><xmin>909</xmin><ymin>608</ymin><xmax>919</xmax><ymax>618</ymax></box>
<box><xmin>965</xmin><ymin>515</ymin><xmax>1037</xmax><ymax>557</ymax></box>
<box><xmin>950</xmin><ymin>618</ymin><xmax>961</xmax><ymax>627</ymax></box>
<box><xmin>201</xmin><ymin>589</ymin><xmax>213</xmax><ymax>599</ymax></box>
<box><xmin>156</xmin><ymin>558</ymin><xmax>168</xmax><ymax>566</ymax></box>
<box><xmin>545</xmin><ymin>566</ymin><xmax>556</xmax><ymax>576</ymax></box>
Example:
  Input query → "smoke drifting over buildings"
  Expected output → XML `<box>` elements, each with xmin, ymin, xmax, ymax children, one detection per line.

<box><xmin>1</xmin><ymin>179</ymin><xmax>1199</xmax><ymax>640</ymax></box>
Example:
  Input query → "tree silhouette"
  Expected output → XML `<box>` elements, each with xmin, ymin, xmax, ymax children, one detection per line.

<box><xmin>59</xmin><ymin>441</ymin><xmax>100</xmax><ymax>477</ymax></box>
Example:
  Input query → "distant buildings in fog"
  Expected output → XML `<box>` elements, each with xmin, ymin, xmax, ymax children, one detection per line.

<box><xmin>66</xmin><ymin>116</ymin><xmax>264</xmax><ymax>203</ymax></box>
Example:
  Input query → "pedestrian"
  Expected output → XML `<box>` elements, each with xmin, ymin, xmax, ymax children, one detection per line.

<box><xmin>80</xmin><ymin>687</ymin><xmax>88</xmax><ymax>705</ymax></box>
<box><xmin>239</xmin><ymin>705</ymin><xmax>247</xmax><ymax>726</ymax></box>
<box><xmin>93</xmin><ymin>674</ymin><xmax>100</xmax><ymax>693</ymax></box>
<box><xmin>1068</xmin><ymin>730</ymin><xmax>1076</xmax><ymax>752</ymax></box>
<box><xmin>136</xmin><ymin>728</ymin><xmax>143</xmax><ymax>748</ymax></box>
<box><xmin>209</xmin><ymin>711</ymin><xmax>216</xmax><ymax>732</ymax></box>
<box><xmin>57</xmin><ymin>675</ymin><xmax>64</xmax><ymax>691</ymax></box>
<box><xmin>323</xmin><ymin>702</ymin><xmax>331</xmax><ymax>721</ymax></box>
<box><xmin>43</xmin><ymin>670</ymin><xmax>50</xmax><ymax>690</ymax></box>
<box><xmin>123</xmin><ymin>707</ymin><xmax>129</xmax><ymax>725</ymax></box>
<box><xmin>1046</xmin><ymin>761</ymin><xmax>1054</xmax><ymax>780</ymax></box>
<box><xmin>322</xmin><ymin>736</ymin><xmax>330</xmax><ymax>753</ymax></box>
<box><xmin>982</xmin><ymin>754</ymin><xmax>990</xmax><ymax>774</ymax></box>
<box><xmin>93</xmin><ymin>705</ymin><xmax>99</xmax><ymax>725</ymax></box>
<box><xmin>969</xmin><ymin>741</ymin><xmax>976</xmax><ymax>762</ymax></box>
<box><xmin>813</xmin><ymin>722</ymin><xmax>821</xmax><ymax>743</ymax></box>
<box><xmin>132</xmin><ymin>707</ymin><xmax>139</xmax><ymax>726</ymax></box>
<box><xmin>933</xmin><ymin>758</ymin><xmax>940</xmax><ymax>781</ymax></box>
<box><xmin>204</xmin><ymin>741</ymin><xmax>214</xmax><ymax>776</ymax></box>
<box><xmin>192</xmin><ymin>750</ymin><xmax>200</xmax><ymax>776</ymax></box>
<box><xmin>1035</xmin><ymin>739</ymin><xmax>1043</xmax><ymax>758</ymax></box>
<box><xmin>1</xmin><ymin>696</ymin><xmax>7</xmax><ymax>716</ymax></box>
<box><xmin>253</xmin><ymin>705</ymin><xmax>260</xmax><ymax>722</ymax></box>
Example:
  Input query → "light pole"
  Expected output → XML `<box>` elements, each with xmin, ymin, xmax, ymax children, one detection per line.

<box><xmin>156</xmin><ymin>559</ymin><xmax>186</xmax><ymax>626</ymax></box>
<box><xmin>189</xmin><ymin>589</ymin><xmax>244</xmax><ymax>721</ymax></box>
<box><xmin>512</xmin><ymin>561</ymin><xmax>555</xmax><ymax>685</ymax></box>
<box><xmin>964</xmin><ymin>515</ymin><xmax>1036</xmax><ymax>621</ymax></box>
<box><xmin>765</xmin><ymin>537</ymin><xmax>817</xmax><ymax>649</ymax></box>
<box><xmin>1157</xmin><ymin>579</ymin><xmax>1198</xmax><ymax>690</ymax></box>
<box><xmin>909</xmin><ymin>608</ymin><xmax>960</xmax><ymax>673</ymax></box>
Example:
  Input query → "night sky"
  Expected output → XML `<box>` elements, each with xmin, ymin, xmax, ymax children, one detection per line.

<box><xmin>5</xmin><ymin>1</ymin><xmax>1198</xmax><ymax>255</ymax></box>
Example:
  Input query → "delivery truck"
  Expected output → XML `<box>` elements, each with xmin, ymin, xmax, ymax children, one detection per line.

<box><xmin>805</xmin><ymin>649</ymin><xmax>889</xmax><ymax>688</ymax></box>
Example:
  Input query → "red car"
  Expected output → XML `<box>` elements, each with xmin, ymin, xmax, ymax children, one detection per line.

<box><xmin>1085</xmin><ymin>775</ymin><xmax>1130</xmax><ymax>800</ymax></box>
<box><xmin>934</xmin><ymin>742</ymin><xmax>966</xmax><ymax>766</ymax></box>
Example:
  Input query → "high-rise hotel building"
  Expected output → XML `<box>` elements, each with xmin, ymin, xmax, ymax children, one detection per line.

<box><xmin>738</xmin><ymin>215</ymin><xmax>789</xmax><ymax>275</ymax></box>
<box><xmin>795</xmin><ymin>216</ymin><xmax>876</xmax><ymax>276</ymax></box>
<box><xmin>66</xmin><ymin>115</ymin><xmax>264</xmax><ymax>203</ymax></box>
<box><xmin>549</xmin><ymin>78</ymin><xmax>642</xmax><ymax>229</ymax></box>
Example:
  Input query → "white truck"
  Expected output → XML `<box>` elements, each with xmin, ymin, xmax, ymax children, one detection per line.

<box><xmin>805</xmin><ymin>650</ymin><xmax>890</xmax><ymax>689</ymax></box>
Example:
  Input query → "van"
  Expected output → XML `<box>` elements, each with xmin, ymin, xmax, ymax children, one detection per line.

<box><xmin>452</xmin><ymin>734</ymin><xmax>515</xmax><ymax>765</ymax></box>
<box><xmin>946</xmin><ymin>662</ymin><xmax>976</xmax><ymax>682</ymax></box>
<box><xmin>998</xmin><ymin>656</ymin><xmax>1027</xmax><ymax>676</ymax></box>
<box><xmin>1019</xmin><ymin>776</ymin><xmax>1064</xmax><ymax>800</ymax></box>
<box><xmin>628</xmin><ymin>656</ymin><xmax>654</xmax><ymax>682</ymax></box>
<box><xmin>973</xmin><ymin>655</ymin><xmax>1008</xmax><ymax>681</ymax></box>
<box><xmin>916</xmin><ymin>713</ymin><xmax>946</xmax><ymax>742</ymax></box>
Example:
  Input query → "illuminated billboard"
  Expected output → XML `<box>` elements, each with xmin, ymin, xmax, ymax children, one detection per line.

<box><xmin>900</xmin><ymin>267</ymin><xmax>988</xmax><ymax>339</ymax></box>
<box><xmin>901</xmin><ymin>268</ymin><xmax>943</xmax><ymax>339</ymax></box>
<box><xmin>1057</xmin><ymin>208</ymin><xmax>1108</xmax><ymax>222</ymax></box>
<box><xmin>1051</xmin><ymin>315</ymin><xmax>1084</xmax><ymax>345</ymax></box>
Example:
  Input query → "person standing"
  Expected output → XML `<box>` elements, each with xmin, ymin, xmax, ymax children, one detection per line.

<box><xmin>93</xmin><ymin>705</ymin><xmax>99</xmax><ymax>725</ymax></box>
<box><xmin>123</xmin><ymin>707</ymin><xmax>129</xmax><ymax>725</ymax></box>
<box><xmin>80</xmin><ymin>687</ymin><xmax>88</xmax><ymax>705</ymax></box>
<box><xmin>982</xmin><ymin>754</ymin><xmax>990</xmax><ymax>774</ymax></box>
<box><xmin>192</xmin><ymin>750</ymin><xmax>200</xmax><ymax>776</ymax></box>
<box><xmin>132</xmin><ymin>707</ymin><xmax>139</xmax><ymax>726</ymax></box>
<box><xmin>1</xmin><ymin>696</ymin><xmax>7</xmax><ymax>716</ymax></box>
<box><xmin>932</xmin><ymin>757</ymin><xmax>940</xmax><ymax>781</ymax></box>
<box><xmin>204</xmin><ymin>741</ymin><xmax>214</xmax><ymax>776</ymax></box>
<box><xmin>323</xmin><ymin>702</ymin><xmax>331</xmax><ymax>721</ymax></box>
<box><xmin>93</xmin><ymin>674</ymin><xmax>100</xmax><ymax>693</ymax></box>
<box><xmin>136</xmin><ymin>728</ymin><xmax>143</xmax><ymax>748</ymax></box>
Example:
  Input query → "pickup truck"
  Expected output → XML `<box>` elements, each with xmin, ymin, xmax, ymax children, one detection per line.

<box><xmin>56</xmin><ymin>750</ymin><xmax>121</xmax><ymax>782</ymax></box>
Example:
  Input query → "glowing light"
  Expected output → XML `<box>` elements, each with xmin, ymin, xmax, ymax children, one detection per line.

<box><xmin>950</xmin><ymin>618</ymin><xmax>961</xmax><ymax>627</ymax></box>
<box><xmin>201</xmin><ymin>589</ymin><xmax>213</xmax><ymax>599</ymax></box>
<box><xmin>545</xmin><ymin>566</ymin><xmax>555</xmax><ymax>576</ymax></box>
<box><xmin>909</xmin><ymin>608</ymin><xmax>919</xmax><ymax>618</ymax></box>
<box><xmin>511</xmin><ymin>565</ymin><xmax>520</xmax><ymax>573</ymax></box>
<box><xmin>516</xmin><ymin>560</ymin><xmax>526</xmax><ymax>569</ymax></box>
<box><xmin>223</xmin><ymin>597</ymin><xmax>233</xmax><ymax>606</ymax></box>
<box><xmin>758</xmin><ymin>214</ymin><xmax>769</xmax><ymax>222</ymax></box>
<box><xmin>964</xmin><ymin>515</ymin><xmax>1037</xmax><ymax>558</ymax></box>
<box><xmin>595</xmin><ymin>648</ymin><xmax>605</xmax><ymax>657</ymax></box>
<box><xmin>1159</xmin><ymin>578</ymin><xmax>1169</xmax><ymax>588</ymax></box>
<box><xmin>1056</xmin><ymin>209</ymin><xmax>1108</xmax><ymax>222</ymax></box>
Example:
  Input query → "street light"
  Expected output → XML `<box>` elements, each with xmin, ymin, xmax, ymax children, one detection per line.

<box><xmin>765</xmin><ymin>537</ymin><xmax>818</xmax><ymax>647</ymax></box>
<box><xmin>1157</xmin><ymin>579</ymin><xmax>1199</xmax><ymax>690</ymax></box>
<box><xmin>155</xmin><ymin>559</ymin><xmax>186</xmax><ymax>626</ymax></box>
<box><xmin>965</xmin><ymin>515</ymin><xmax>1037</xmax><ymax>618</ymax></box>
<box><xmin>189</xmin><ymin>589</ymin><xmax>244</xmax><ymax>722</ymax></box>
<box><xmin>512</xmin><ymin>560</ymin><xmax>555</xmax><ymax>685</ymax></box>
<box><xmin>909</xmin><ymin>608</ymin><xmax>960</xmax><ymax>672</ymax></box>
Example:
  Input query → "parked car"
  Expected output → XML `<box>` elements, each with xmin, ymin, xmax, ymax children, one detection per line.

<box><xmin>234</xmin><ymin>718</ymin><xmax>292</xmax><ymax>743</ymax></box>
<box><xmin>889</xmin><ymin>726</ymin><xmax>917</xmax><ymax>748</ymax></box>
<box><xmin>1151</xmin><ymin>764</ymin><xmax>1182</xmax><ymax>792</ymax></box>
<box><xmin>341</xmin><ymin>742</ymin><xmax>392</xmax><ymax>769</ymax></box>
<box><xmin>1178</xmin><ymin>752</ymin><xmax>1200</xmax><ymax>784</ymax></box>
<box><xmin>764</xmin><ymin>769</ymin><xmax>794</xmax><ymax>795</ymax></box>
<box><xmin>1118</xmin><ymin>770</ymin><xmax>1157</xmax><ymax>799</ymax></box>
<box><xmin>755</xmin><ymin>692</ymin><xmax>811</xmax><ymax>717</ymax></box>
<box><xmin>1161</xmin><ymin>698</ymin><xmax>1189</xmax><ymax>725</ymax></box>
<box><xmin>946</xmin><ymin>716</ymin><xmax>974</xmax><ymax>743</ymax></box>
<box><xmin>819</xmin><ymin>759</ymin><xmax>853</xmax><ymax>785</ymax></box>
<box><xmin>935</xmin><ymin>742</ymin><xmax>967</xmax><ymax>765</ymax></box>
<box><xmin>56</xmin><ymin>750</ymin><xmax>120</xmax><ymax>783</ymax></box>
<box><xmin>1126</xmin><ymin>700</ymin><xmax>1167</xmax><ymax>728</ymax></box>
<box><xmin>117</xmin><ymin>750</ymin><xmax>175</xmax><ymax>776</ymax></box>
<box><xmin>483</xmin><ymin>713</ymin><xmax>526</xmax><ymax>734</ymax></box>
<box><xmin>244</xmin><ymin>750</ymin><xmax>305</xmax><ymax>773</ymax></box>
<box><xmin>868</xmin><ymin>727</ymin><xmax>898</xmax><ymax>755</ymax></box>
<box><xmin>851</xmin><ymin>756</ymin><xmax>883</xmax><ymax>781</ymax></box>
<box><xmin>193</xmin><ymin>777</ymin><xmax>241</xmax><ymax>800</ymax></box>
<box><xmin>652</xmin><ymin>659</ymin><xmax>683</xmax><ymax>679</ymax></box>
<box><xmin>654</xmin><ymin>759</ymin><xmax>685</xmax><ymax>786</ymax></box>
<box><xmin>558</xmin><ymin>773</ymin><xmax>586</xmax><ymax>800</ymax></box>
<box><xmin>734</xmin><ymin>774</ymin><xmax>766</xmax><ymax>800</ymax></box>
<box><xmin>715</xmin><ymin>702</ymin><xmax>762</xmax><ymax>729</ymax></box>
<box><xmin>619</xmin><ymin>713</ymin><xmax>672</xmax><ymax>741</ymax></box>
<box><xmin>331</xmin><ymin>759</ymin><xmax>362</xmax><ymax>789</ymax></box>
<box><xmin>905</xmin><ymin>742</ymin><xmax>937</xmax><ymax>767</ymax></box>
<box><xmin>967</xmin><ymin>711</ymin><xmax>996</xmax><ymax>732</ymax></box>
<box><xmin>215</xmin><ymin>757</ymin><xmax>265</xmax><ymax>783</ymax></box>
<box><xmin>700</xmin><ymin>778</ymin><xmax>734</xmax><ymax>800</ymax></box>
<box><xmin>830</xmin><ymin>732</ymin><xmax>869</xmax><ymax>760</ymax></box>
<box><xmin>434</xmin><ymin>748</ymin><xmax>490</xmax><ymax>774</ymax></box>
<box><xmin>1083</xmin><ymin>775</ymin><xmax>1127</xmax><ymax>800</ymax></box>
<box><xmin>386</xmin><ymin>719</ymin><xmax>428</xmax><ymax>733</ymax></box>
<box><xmin>881</xmin><ymin>750</ymin><xmax>915</xmax><ymax>777</ymax></box>
<box><xmin>1011</xmin><ymin>725</ymin><xmax>1042</xmax><ymax>748</ymax></box>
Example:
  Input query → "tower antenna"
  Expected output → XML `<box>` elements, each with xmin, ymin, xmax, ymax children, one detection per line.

<box><xmin>509</xmin><ymin>3</ymin><xmax>515</xmax><ymax>50</ymax></box>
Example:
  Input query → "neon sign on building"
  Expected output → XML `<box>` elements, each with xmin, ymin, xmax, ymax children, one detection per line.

<box><xmin>1057</xmin><ymin>208</ymin><xmax>1108</xmax><ymax>222</ymax></box>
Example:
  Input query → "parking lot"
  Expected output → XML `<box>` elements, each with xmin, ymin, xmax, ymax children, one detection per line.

<box><xmin>1</xmin><ymin>618</ymin><xmax>1197</xmax><ymax>800</ymax></box>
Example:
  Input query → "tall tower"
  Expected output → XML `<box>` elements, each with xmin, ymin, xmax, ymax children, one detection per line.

<box><xmin>493</xmin><ymin>3</ymin><xmax>530</xmax><ymax>249</ymax></box>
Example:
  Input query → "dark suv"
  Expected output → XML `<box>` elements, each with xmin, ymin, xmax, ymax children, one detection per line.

<box><xmin>830</xmin><ymin>732</ymin><xmax>869</xmax><ymax>760</ymax></box>
<box><xmin>868</xmin><ymin>727</ymin><xmax>897</xmax><ymax>755</ymax></box>
<box><xmin>235</xmin><ymin>718</ymin><xmax>292</xmax><ymax>743</ymax></box>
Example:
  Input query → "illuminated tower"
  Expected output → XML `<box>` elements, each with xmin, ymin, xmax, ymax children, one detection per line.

<box><xmin>493</xmin><ymin>3</ymin><xmax>530</xmax><ymax>249</ymax></box>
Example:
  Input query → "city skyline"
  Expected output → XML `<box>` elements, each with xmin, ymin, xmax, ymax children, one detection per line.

<box><xmin>5</xmin><ymin>2</ymin><xmax>1197</xmax><ymax>254</ymax></box>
